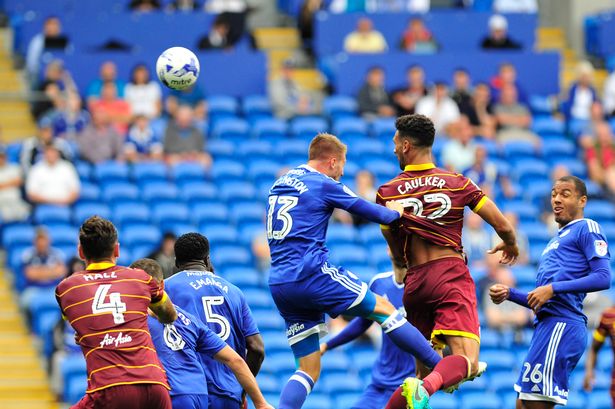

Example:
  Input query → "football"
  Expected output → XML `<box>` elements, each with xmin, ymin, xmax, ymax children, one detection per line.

<box><xmin>156</xmin><ymin>46</ymin><xmax>200</xmax><ymax>90</ymax></box>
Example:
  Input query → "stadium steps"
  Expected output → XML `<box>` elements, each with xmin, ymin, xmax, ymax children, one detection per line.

<box><xmin>253</xmin><ymin>27</ymin><xmax>301</xmax><ymax>50</ymax></box>
<box><xmin>0</xmin><ymin>28</ymin><xmax>36</xmax><ymax>141</ymax></box>
<box><xmin>0</xmin><ymin>272</ymin><xmax>58</xmax><ymax>409</ymax></box>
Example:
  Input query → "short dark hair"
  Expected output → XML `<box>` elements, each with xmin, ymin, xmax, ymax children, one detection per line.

<box><xmin>175</xmin><ymin>232</ymin><xmax>210</xmax><ymax>266</ymax></box>
<box><xmin>395</xmin><ymin>114</ymin><xmax>435</xmax><ymax>148</ymax></box>
<box><xmin>130</xmin><ymin>258</ymin><xmax>163</xmax><ymax>281</ymax></box>
<box><xmin>557</xmin><ymin>175</ymin><xmax>587</xmax><ymax>198</ymax></box>
<box><xmin>308</xmin><ymin>133</ymin><xmax>347</xmax><ymax>161</ymax></box>
<box><xmin>79</xmin><ymin>216</ymin><xmax>118</xmax><ymax>261</ymax></box>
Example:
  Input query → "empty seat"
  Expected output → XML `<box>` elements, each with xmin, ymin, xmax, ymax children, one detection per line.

<box><xmin>428</xmin><ymin>394</ymin><xmax>459</xmax><ymax>409</ymax></box>
<box><xmin>229</xmin><ymin>202</ymin><xmax>265</xmax><ymax>225</ymax></box>
<box><xmin>73</xmin><ymin>203</ymin><xmax>111</xmax><ymax>224</ymax></box>
<box><xmin>542</xmin><ymin>138</ymin><xmax>576</xmax><ymax>158</ymax></box>
<box><xmin>323</xmin><ymin>95</ymin><xmax>358</xmax><ymax>119</ymax></box>
<box><xmin>132</xmin><ymin>162</ymin><xmax>168</xmax><ymax>184</ymax></box>
<box><xmin>358</xmin><ymin>224</ymin><xmax>386</xmax><ymax>245</ymax></box>
<box><xmin>501</xmin><ymin>200</ymin><xmax>539</xmax><ymax>222</ymax></box>
<box><xmin>219</xmin><ymin>181</ymin><xmax>257</xmax><ymax>201</ymax></box>
<box><xmin>78</xmin><ymin>182</ymin><xmax>100</xmax><ymax>202</ymax></box>
<box><xmin>243</xmin><ymin>95</ymin><xmax>272</xmax><ymax>116</ymax></box>
<box><xmin>94</xmin><ymin>161</ymin><xmax>130</xmax><ymax>182</ymax></box>
<box><xmin>347</xmin><ymin>138</ymin><xmax>386</xmax><ymax>159</ymax></box>
<box><xmin>171</xmin><ymin>162</ymin><xmax>207</xmax><ymax>182</ymax></box>
<box><xmin>211</xmin><ymin>118</ymin><xmax>250</xmax><ymax>142</ymax></box>
<box><xmin>180</xmin><ymin>182</ymin><xmax>218</xmax><ymax>204</ymax></box>
<box><xmin>112</xmin><ymin>203</ymin><xmax>151</xmax><ymax>226</ymax></box>
<box><xmin>332</xmin><ymin>117</ymin><xmax>368</xmax><ymax>140</ymax></box>
<box><xmin>2</xmin><ymin>224</ymin><xmax>34</xmax><ymax>251</ymax></box>
<box><xmin>103</xmin><ymin>182</ymin><xmax>140</xmax><ymax>202</ymax></box>
<box><xmin>362</xmin><ymin>159</ymin><xmax>397</xmax><ymax>180</ymax></box>
<box><xmin>370</xmin><ymin>117</ymin><xmax>396</xmax><ymax>140</ymax></box>
<box><xmin>207</xmin><ymin>95</ymin><xmax>239</xmax><ymax>116</ymax></box>
<box><xmin>320</xmin><ymin>352</ymin><xmax>350</xmax><ymax>375</ymax></box>
<box><xmin>253</xmin><ymin>117</ymin><xmax>287</xmax><ymax>140</ymax></box>
<box><xmin>208</xmin><ymin>139</ymin><xmax>236</xmax><ymax>160</ymax></box>
<box><xmin>460</xmin><ymin>393</ymin><xmax>502</xmax><ymax>409</ymax></box>
<box><xmin>585</xmin><ymin>201</ymin><xmax>615</xmax><ymax>222</ymax></box>
<box><xmin>141</xmin><ymin>182</ymin><xmax>179</xmax><ymax>203</ymax></box>
<box><xmin>478</xmin><ymin>350</ymin><xmax>516</xmax><ymax>371</ymax></box>
<box><xmin>290</xmin><ymin>117</ymin><xmax>328</xmax><ymax>140</ymax></box>
<box><xmin>248</xmin><ymin>159</ymin><xmax>281</xmax><ymax>185</ymax></box>
<box><xmin>329</xmin><ymin>244</ymin><xmax>368</xmax><ymax>265</ymax></box>
<box><xmin>222</xmin><ymin>267</ymin><xmax>263</xmax><ymax>288</ymax></box>
<box><xmin>48</xmin><ymin>225</ymin><xmax>78</xmax><ymax>247</ymax></box>
<box><xmin>503</xmin><ymin>140</ymin><xmax>538</xmax><ymax>161</ymax></box>
<box><xmin>121</xmin><ymin>224</ymin><xmax>162</xmax><ymax>248</ymax></box>
<box><xmin>192</xmin><ymin>202</ymin><xmax>229</xmax><ymax>224</ymax></box>
<box><xmin>200</xmin><ymin>224</ymin><xmax>239</xmax><ymax>246</ymax></box>
<box><xmin>321</xmin><ymin>373</ymin><xmax>361</xmax><ymax>393</ymax></box>
<box><xmin>211</xmin><ymin>160</ymin><xmax>246</xmax><ymax>181</ymax></box>
<box><xmin>152</xmin><ymin>203</ymin><xmax>190</xmax><ymax>225</ymax></box>
<box><xmin>34</xmin><ymin>205</ymin><xmax>71</xmax><ymax>225</ymax></box>
<box><xmin>240</xmin><ymin>289</ymin><xmax>273</xmax><ymax>310</ymax></box>
<box><xmin>211</xmin><ymin>245</ymin><xmax>252</xmax><ymax>268</ymax></box>
<box><xmin>326</xmin><ymin>224</ymin><xmax>357</xmax><ymax>245</ymax></box>
<box><xmin>531</xmin><ymin>116</ymin><xmax>565</xmax><ymax>134</ymax></box>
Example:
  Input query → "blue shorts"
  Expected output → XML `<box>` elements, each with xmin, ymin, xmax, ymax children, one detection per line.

<box><xmin>350</xmin><ymin>383</ymin><xmax>398</xmax><ymax>409</ymax></box>
<box><xmin>514</xmin><ymin>315</ymin><xmax>586</xmax><ymax>405</ymax></box>
<box><xmin>270</xmin><ymin>261</ymin><xmax>373</xmax><ymax>357</ymax></box>
<box><xmin>207</xmin><ymin>395</ymin><xmax>241</xmax><ymax>409</ymax></box>
<box><xmin>172</xmin><ymin>394</ymin><xmax>209</xmax><ymax>409</ymax></box>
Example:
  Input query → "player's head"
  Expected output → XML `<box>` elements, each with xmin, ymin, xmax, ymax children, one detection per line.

<box><xmin>130</xmin><ymin>258</ymin><xmax>164</xmax><ymax>282</ymax></box>
<box><xmin>308</xmin><ymin>133</ymin><xmax>347</xmax><ymax>181</ymax></box>
<box><xmin>174</xmin><ymin>232</ymin><xmax>213</xmax><ymax>272</ymax></box>
<box><xmin>551</xmin><ymin>175</ymin><xmax>588</xmax><ymax>227</ymax></box>
<box><xmin>393</xmin><ymin>114</ymin><xmax>435</xmax><ymax>169</ymax></box>
<box><xmin>78</xmin><ymin>216</ymin><xmax>119</xmax><ymax>263</ymax></box>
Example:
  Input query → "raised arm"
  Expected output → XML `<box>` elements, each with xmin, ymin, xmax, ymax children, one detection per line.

<box><xmin>324</xmin><ymin>181</ymin><xmax>403</xmax><ymax>225</ymax></box>
<box><xmin>477</xmin><ymin>198</ymin><xmax>519</xmax><ymax>265</ymax></box>
<box><xmin>584</xmin><ymin>317</ymin><xmax>608</xmax><ymax>392</ymax></box>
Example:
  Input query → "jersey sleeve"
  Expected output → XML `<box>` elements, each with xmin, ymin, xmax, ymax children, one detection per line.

<box><xmin>462</xmin><ymin>176</ymin><xmax>487</xmax><ymax>212</ymax></box>
<box><xmin>324</xmin><ymin>179</ymin><xmax>400</xmax><ymax>224</ymax></box>
<box><xmin>194</xmin><ymin>316</ymin><xmax>227</xmax><ymax>357</ymax></box>
<box><xmin>240</xmin><ymin>292</ymin><xmax>260</xmax><ymax>338</ymax></box>
<box><xmin>322</xmin><ymin>179</ymin><xmax>361</xmax><ymax>209</ymax></box>
<box><xmin>594</xmin><ymin>311</ymin><xmax>610</xmax><ymax>343</ymax></box>
<box><xmin>578</xmin><ymin>220</ymin><xmax>610</xmax><ymax>261</ymax></box>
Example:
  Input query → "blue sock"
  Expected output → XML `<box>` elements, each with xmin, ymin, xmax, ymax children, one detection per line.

<box><xmin>379</xmin><ymin>311</ymin><xmax>442</xmax><ymax>368</ymax></box>
<box><xmin>278</xmin><ymin>370</ymin><xmax>315</xmax><ymax>409</ymax></box>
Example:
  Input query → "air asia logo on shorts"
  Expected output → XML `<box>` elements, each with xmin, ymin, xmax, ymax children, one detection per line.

<box><xmin>595</xmin><ymin>240</ymin><xmax>608</xmax><ymax>257</ymax></box>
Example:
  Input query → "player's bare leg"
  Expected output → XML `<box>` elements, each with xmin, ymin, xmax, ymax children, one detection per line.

<box><xmin>296</xmin><ymin>351</ymin><xmax>321</xmax><ymax>384</ymax></box>
<box><xmin>444</xmin><ymin>335</ymin><xmax>480</xmax><ymax>376</ymax></box>
<box><xmin>516</xmin><ymin>399</ymin><xmax>555</xmax><ymax>409</ymax></box>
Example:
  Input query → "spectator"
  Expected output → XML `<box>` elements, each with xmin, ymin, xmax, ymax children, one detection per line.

<box><xmin>202</xmin><ymin>2</ymin><xmax>247</xmax><ymax>47</ymax></box>
<box><xmin>451</xmin><ymin>68</ymin><xmax>473</xmax><ymax>117</ymax></box>
<box><xmin>124</xmin><ymin>64</ymin><xmax>162</xmax><ymax>119</ymax></box>
<box><xmin>603</xmin><ymin>67</ymin><xmax>615</xmax><ymax>117</ymax></box>
<box><xmin>147</xmin><ymin>233</ymin><xmax>177</xmax><ymax>279</ymax></box>
<box><xmin>468</xmin><ymin>82</ymin><xmax>496</xmax><ymax>138</ymax></box>
<box><xmin>490</xmin><ymin>63</ymin><xmax>527</xmax><ymax>104</ymax></box>
<box><xmin>357</xmin><ymin>67</ymin><xmax>395</xmax><ymax>118</ymax></box>
<box><xmin>563</xmin><ymin>61</ymin><xmax>598</xmax><ymax>123</ymax></box>
<box><xmin>75</xmin><ymin>110</ymin><xmax>124</xmax><ymax>164</ymax></box>
<box><xmin>463</xmin><ymin>144</ymin><xmax>515</xmax><ymax>199</ymax></box>
<box><xmin>492</xmin><ymin>212</ymin><xmax>529</xmax><ymax>266</ymax></box>
<box><xmin>415</xmin><ymin>82</ymin><xmax>461</xmax><ymax>134</ymax></box>
<box><xmin>124</xmin><ymin>115</ymin><xmax>163</xmax><ymax>162</ymax></box>
<box><xmin>493</xmin><ymin>84</ymin><xmax>539</xmax><ymax>144</ymax></box>
<box><xmin>166</xmin><ymin>84</ymin><xmax>207</xmax><ymax>120</ymax></box>
<box><xmin>483</xmin><ymin>261</ymin><xmax>531</xmax><ymax>331</ymax></box>
<box><xmin>442</xmin><ymin>115</ymin><xmax>477</xmax><ymax>172</ymax></box>
<box><xmin>399</xmin><ymin>18</ymin><xmax>437</xmax><ymax>53</ymax></box>
<box><xmin>167</xmin><ymin>0</ymin><xmax>200</xmax><ymax>11</ymax></box>
<box><xmin>462</xmin><ymin>212</ymin><xmax>491</xmax><ymax>266</ymax></box>
<box><xmin>26</xmin><ymin>16</ymin><xmax>69</xmax><ymax>82</ymax></box>
<box><xmin>26</xmin><ymin>143</ymin><xmax>80</xmax><ymax>205</ymax></box>
<box><xmin>20</xmin><ymin>119</ymin><xmax>72</xmax><ymax>173</ymax></box>
<box><xmin>481</xmin><ymin>14</ymin><xmax>521</xmax><ymax>50</ymax></box>
<box><xmin>352</xmin><ymin>170</ymin><xmax>377</xmax><ymax>226</ymax></box>
<box><xmin>343</xmin><ymin>17</ymin><xmax>388</xmax><ymax>54</ymax></box>
<box><xmin>494</xmin><ymin>0</ymin><xmax>537</xmax><ymax>13</ymax></box>
<box><xmin>198</xmin><ymin>16</ymin><xmax>231</xmax><ymax>50</ymax></box>
<box><xmin>89</xmin><ymin>82</ymin><xmax>132</xmax><ymax>134</ymax></box>
<box><xmin>43</xmin><ymin>92</ymin><xmax>90</xmax><ymax>139</ymax></box>
<box><xmin>579</xmin><ymin>102</ymin><xmax>607</xmax><ymax>140</ymax></box>
<box><xmin>252</xmin><ymin>233</ymin><xmax>271</xmax><ymax>274</ymax></box>
<box><xmin>0</xmin><ymin>146</ymin><xmax>30</xmax><ymax>222</ymax></box>
<box><xmin>585</xmin><ymin>121</ymin><xmax>615</xmax><ymax>196</ymax></box>
<box><xmin>298</xmin><ymin>0</ymin><xmax>324</xmax><ymax>49</ymax></box>
<box><xmin>391</xmin><ymin>65</ymin><xmax>428</xmax><ymax>116</ymax></box>
<box><xmin>163</xmin><ymin>105</ymin><xmax>212</xmax><ymax>166</ymax></box>
<box><xmin>129</xmin><ymin>0</ymin><xmax>161</xmax><ymax>11</ymax></box>
<box><xmin>86</xmin><ymin>61</ymin><xmax>126</xmax><ymax>104</ymax></box>
<box><xmin>31</xmin><ymin>60</ymin><xmax>77</xmax><ymax>120</ymax></box>
<box><xmin>269</xmin><ymin>60</ymin><xmax>323</xmax><ymax>119</ymax></box>
<box><xmin>21</xmin><ymin>228</ymin><xmax>67</xmax><ymax>308</ymax></box>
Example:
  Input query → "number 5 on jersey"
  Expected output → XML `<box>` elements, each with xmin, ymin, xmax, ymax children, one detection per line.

<box><xmin>202</xmin><ymin>296</ymin><xmax>231</xmax><ymax>341</ymax></box>
<box><xmin>267</xmin><ymin>195</ymin><xmax>298</xmax><ymax>240</ymax></box>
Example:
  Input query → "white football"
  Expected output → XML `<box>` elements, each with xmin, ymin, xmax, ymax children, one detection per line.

<box><xmin>156</xmin><ymin>46</ymin><xmax>200</xmax><ymax>90</ymax></box>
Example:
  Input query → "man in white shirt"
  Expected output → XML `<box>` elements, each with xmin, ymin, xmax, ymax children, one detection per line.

<box><xmin>343</xmin><ymin>18</ymin><xmax>388</xmax><ymax>53</ymax></box>
<box><xmin>415</xmin><ymin>82</ymin><xmax>460</xmax><ymax>134</ymax></box>
<box><xmin>0</xmin><ymin>146</ymin><xmax>29</xmax><ymax>222</ymax></box>
<box><xmin>603</xmin><ymin>69</ymin><xmax>615</xmax><ymax>117</ymax></box>
<box><xmin>26</xmin><ymin>143</ymin><xmax>80</xmax><ymax>206</ymax></box>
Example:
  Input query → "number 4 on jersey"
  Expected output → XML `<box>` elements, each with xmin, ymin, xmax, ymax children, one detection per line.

<box><xmin>267</xmin><ymin>195</ymin><xmax>298</xmax><ymax>240</ymax></box>
<box><xmin>92</xmin><ymin>284</ymin><xmax>127</xmax><ymax>324</ymax></box>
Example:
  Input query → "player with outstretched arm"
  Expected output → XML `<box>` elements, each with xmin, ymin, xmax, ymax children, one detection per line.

<box><xmin>490</xmin><ymin>176</ymin><xmax>611</xmax><ymax>408</ymax></box>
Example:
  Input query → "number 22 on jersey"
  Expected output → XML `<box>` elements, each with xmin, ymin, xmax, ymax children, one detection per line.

<box><xmin>267</xmin><ymin>195</ymin><xmax>298</xmax><ymax>240</ymax></box>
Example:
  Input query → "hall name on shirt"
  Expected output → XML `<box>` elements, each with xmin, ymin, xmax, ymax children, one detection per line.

<box><xmin>397</xmin><ymin>176</ymin><xmax>446</xmax><ymax>195</ymax></box>
<box><xmin>271</xmin><ymin>172</ymin><xmax>309</xmax><ymax>194</ymax></box>
<box><xmin>186</xmin><ymin>272</ymin><xmax>229</xmax><ymax>293</ymax></box>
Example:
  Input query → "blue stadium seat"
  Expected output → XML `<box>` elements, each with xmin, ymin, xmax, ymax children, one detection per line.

<box><xmin>520</xmin><ymin>221</ymin><xmax>552</xmax><ymax>243</ymax></box>
<box><xmin>152</xmin><ymin>203</ymin><xmax>190</xmax><ymax>227</ymax></box>
<box><xmin>211</xmin><ymin>160</ymin><xmax>246</xmax><ymax>181</ymax></box>
<box><xmin>73</xmin><ymin>203</ymin><xmax>111</xmax><ymax>225</ymax></box>
<box><xmin>253</xmin><ymin>311</ymin><xmax>285</xmax><ymax>331</ymax></box>
<box><xmin>290</xmin><ymin>117</ymin><xmax>328</xmax><ymax>140</ymax></box>
<box><xmin>253</xmin><ymin>117</ymin><xmax>287</xmax><ymax>140</ymax></box>
<box><xmin>332</xmin><ymin>117</ymin><xmax>369</xmax><ymax>140</ymax></box>
<box><xmin>549</xmin><ymin>158</ymin><xmax>587</xmax><ymax>178</ymax></box>
<box><xmin>303</xmin><ymin>395</ymin><xmax>332</xmax><ymax>409</ymax></box>
<box><xmin>237</xmin><ymin>223</ymin><xmax>265</xmax><ymax>245</ymax></box>
<box><xmin>321</xmin><ymin>373</ymin><xmax>362</xmax><ymax>393</ymax></box>
<box><xmin>222</xmin><ymin>267</ymin><xmax>263</xmax><ymax>289</ymax></box>
<box><xmin>248</xmin><ymin>159</ymin><xmax>281</xmax><ymax>185</ymax></box>
<box><xmin>428</xmin><ymin>394</ymin><xmax>459</xmax><ymax>409</ymax></box>
<box><xmin>116</xmin><ymin>248</ymin><xmax>133</xmax><ymax>267</ymax></box>
<box><xmin>132</xmin><ymin>162</ymin><xmax>168</xmax><ymax>184</ymax></box>
<box><xmin>501</xmin><ymin>200</ymin><xmax>539</xmax><ymax>223</ymax></box>
<box><xmin>207</xmin><ymin>95</ymin><xmax>239</xmax><ymax>116</ymax></box>
<box><xmin>502</xmin><ymin>140</ymin><xmax>538</xmax><ymax>161</ymax></box>
<box><xmin>78</xmin><ymin>182</ymin><xmax>100</xmax><ymax>203</ymax></box>
<box><xmin>219</xmin><ymin>181</ymin><xmax>257</xmax><ymax>201</ymax></box>
<box><xmin>329</xmin><ymin>244</ymin><xmax>368</xmax><ymax>265</ymax></box>
<box><xmin>28</xmin><ymin>287</ymin><xmax>58</xmax><ymax>334</ymax></box>
<box><xmin>229</xmin><ymin>202</ymin><xmax>265</xmax><ymax>225</ymax></box>
<box><xmin>6</xmin><ymin>141</ymin><xmax>22</xmax><ymax>163</ymax></box>
<box><xmin>479</xmin><ymin>350</ymin><xmax>516</xmax><ymax>371</ymax></box>
<box><xmin>192</xmin><ymin>202</ymin><xmax>229</xmax><ymax>224</ymax></box>
<box><xmin>277</xmin><ymin>139</ymin><xmax>309</xmax><ymax>158</ymax></box>
<box><xmin>529</xmin><ymin>94</ymin><xmax>554</xmax><ymax>115</ymax></box>
<box><xmin>237</xmin><ymin>140</ymin><xmax>274</xmax><ymax>159</ymax></box>
<box><xmin>240</xmin><ymin>288</ymin><xmax>273</xmax><ymax>309</ymax></box>
<box><xmin>585</xmin><ymin>201</ymin><xmax>615</xmax><ymax>222</ymax></box>
<box><xmin>458</xmin><ymin>372</ymin><xmax>488</xmax><ymax>392</ymax></box>
<box><xmin>65</xmin><ymin>376</ymin><xmax>87</xmax><ymax>404</ymax></box>
<box><xmin>585</xmin><ymin>392</ymin><xmax>611</xmax><ymax>409</ymax></box>
<box><xmin>511</xmin><ymin>265</ymin><xmax>537</xmax><ymax>287</ymax></box>
<box><xmin>102</xmin><ymin>182</ymin><xmax>140</xmax><ymax>202</ymax></box>
<box><xmin>61</xmin><ymin>354</ymin><xmax>87</xmax><ymax>401</ymax></box>
<box><xmin>323</xmin><ymin>95</ymin><xmax>358</xmax><ymax>119</ymax></box>
<box><xmin>208</xmin><ymin>139</ymin><xmax>236</xmax><ymax>160</ymax></box>
<box><xmin>2</xmin><ymin>224</ymin><xmax>34</xmax><ymax>252</ymax></box>
<box><xmin>460</xmin><ymin>392</ymin><xmax>502</xmax><ymax>409</ymax></box>
<box><xmin>358</xmin><ymin>224</ymin><xmax>386</xmax><ymax>245</ymax></box>
<box><xmin>131</xmin><ymin>244</ymin><xmax>156</xmax><ymax>260</ymax></box>
<box><xmin>34</xmin><ymin>205</ymin><xmax>71</xmax><ymax>225</ymax></box>
<box><xmin>480</xmin><ymin>328</ymin><xmax>502</xmax><ymax>350</ymax></box>
<box><xmin>243</xmin><ymin>95</ymin><xmax>272</xmax><ymax>117</ymax></box>
<box><xmin>347</xmin><ymin>138</ymin><xmax>386</xmax><ymax>160</ymax></box>
<box><xmin>370</xmin><ymin>117</ymin><xmax>396</xmax><ymax>140</ymax></box>
<box><xmin>141</xmin><ymin>182</ymin><xmax>179</xmax><ymax>204</ymax></box>
<box><xmin>200</xmin><ymin>224</ymin><xmax>239</xmax><ymax>246</ymax></box>
<box><xmin>566</xmin><ymin>392</ymin><xmax>587</xmax><ymax>409</ymax></box>
<box><xmin>171</xmin><ymin>162</ymin><xmax>207</xmax><ymax>182</ymax></box>
<box><xmin>541</xmin><ymin>138</ymin><xmax>576</xmax><ymax>158</ymax></box>
<box><xmin>362</xmin><ymin>159</ymin><xmax>397</xmax><ymax>180</ymax></box>
<box><xmin>255</xmin><ymin>374</ymin><xmax>279</xmax><ymax>395</ymax></box>
<box><xmin>523</xmin><ymin>179</ymin><xmax>553</xmax><ymax>204</ymax></box>
<box><xmin>211</xmin><ymin>118</ymin><xmax>250</xmax><ymax>142</ymax></box>
<box><xmin>531</xmin><ymin>116</ymin><xmax>565</xmax><ymax>135</ymax></box>
<box><xmin>334</xmin><ymin>394</ymin><xmax>362</xmax><ymax>409</ymax></box>
<box><xmin>513</xmin><ymin>160</ymin><xmax>550</xmax><ymax>187</ymax></box>
<box><xmin>122</xmin><ymin>224</ymin><xmax>162</xmax><ymax>249</ymax></box>
<box><xmin>320</xmin><ymin>352</ymin><xmax>351</xmax><ymax>375</ymax></box>
<box><xmin>326</xmin><ymin>224</ymin><xmax>357</xmax><ymax>244</ymax></box>
<box><xmin>165</xmin><ymin>223</ymin><xmax>197</xmax><ymax>237</ymax></box>
<box><xmin>488</xmin><ymin>371</ymin><xmax>515</xmax><ymax>393</ymax></box>
<box><xmin>48</xmin><ymin>225</ymin><xmax>78</xmax><ymax>248</ymax></box>
<box><xmin>180</xmin><ymin>182</ymin><xmax>218</xmax><ymax>205</ymax></box>
<box><xmin>93</xmin><ymin>161</ymin><xmax>130</xmax><ymax>182</ymax></box>
<box><xmin>112</xmin><ymin>203</ymin><xmax>150</xmax><ymax>227</ymax></box>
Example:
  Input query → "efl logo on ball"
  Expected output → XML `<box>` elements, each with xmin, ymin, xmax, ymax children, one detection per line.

<box><xmin>156</xmin><ymin>46</ymin><xmax>200</xmax><ymax>91</ymax></box>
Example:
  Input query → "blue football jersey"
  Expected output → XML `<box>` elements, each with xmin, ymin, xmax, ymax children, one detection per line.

<box><xmin>164</xmin><ymin>271</ymin><xmax>260</xmax><ymax>402</ymax></box>
<box><xmin>537</xmin><ymin>218</ymin><xmax>610</xmax><ymax>323</ymax></box>
<box><xmin>368</xmin><ymin>272</ymin><xmax>416</xmax><ymax>388</ymax></box>
<box><xmin>267</xmin><ymin>165</ymin><xmax>398</xmax><ymax>285</ymax></box>
<box><xmin>148</xmin><ymin>306</ymin><xmax>226</xmax><ymax>397</ymax></box>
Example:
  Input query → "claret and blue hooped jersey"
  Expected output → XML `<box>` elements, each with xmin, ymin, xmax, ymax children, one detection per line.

<box><xmin>267</xmin><ymin>165</ymin><xmax>398</xmax><ymax>285</ymax></box>
<box><xmin>147</xmin><ymin>306</ymin><xmax>226</xmax><ymax>397</ymax></box>
<box><xmin>537</xmin><ymin>218</ymin><xmax>610</xmax><ymax>323</ymax></box>
<box><xmin>164</xmin><ymin>271</ymin><xmax>260</xmax><ymax>403</ymax></box>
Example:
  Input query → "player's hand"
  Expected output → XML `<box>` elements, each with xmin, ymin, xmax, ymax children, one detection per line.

<box><xmin>487</xmin><ymin>242</ymin><xmax>519</xmax><ymax>265</ymax></box>
<box><xmin>583</xmin><ymin>371</ymin><xmax>595</xmax><ymax>392</ymax></box>
<box><xmin>527</xmin><ymin>284</ymin><xmax>554</xmax><ymax>311</ymax></box>
<box><xmin>255</xmin><ymin>402</ymin><xmax>274</xmax><ymax>409</ymax></box>
<box><xmin>320</xmin><ymin>343</ymin><xmax>328</xmax><ymax>356</ymax></box>
<box><xmin>489</xmin><ymin>284</ymin><xmax>510</xmax><ymax>305</ymax></box>
<box><xmin>386</xmin><ymin>200</ymin><xmax>405</xmax><ymax>218</ymax></box>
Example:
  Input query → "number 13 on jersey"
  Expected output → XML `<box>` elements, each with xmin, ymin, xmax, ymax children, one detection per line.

<box><xmin>267</xmin><ymin>195</ymin><xmax>298</xmax><ymax>240</ymax></box>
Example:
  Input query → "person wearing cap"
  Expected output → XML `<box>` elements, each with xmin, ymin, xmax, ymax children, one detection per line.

<box><xmin>480</xmin><ymin>14</ymin><xmax>521</xmax><ymax>50</ymax></box>
<box><xmin>20</xmin><ymin>117</ymin><xmax>72</xmax><ymax>173</ymax></box>
<box><xmin>25</xmin><ymin>142</ymin><xmax>80</xmax><ymax>206</ymax></box>
<box><xmin>0</xmin><ymin>145</ymin><xmax>30</xmax><ymax>222</ymax></box>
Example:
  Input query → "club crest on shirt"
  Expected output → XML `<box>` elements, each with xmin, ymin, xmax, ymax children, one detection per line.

<box><xmin>595</xmin><ymin>240</ymin><xmax>608</xmax><ymax>257</ymax></box>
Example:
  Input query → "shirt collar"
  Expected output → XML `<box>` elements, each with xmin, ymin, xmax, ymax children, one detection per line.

<box><xmin>86</xmin><ymin>262</ymin><xmax>116</xmax><ymax>271</ymax></box>
<box><xmin>404</xmin><ymin>163</ymin><xmax>436</xmax><ymax>171</ymax></box>
<box><xmin>557</xmin><ymin>218</ymin><xmax>584</xmax><ymax>233</ymax></box>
